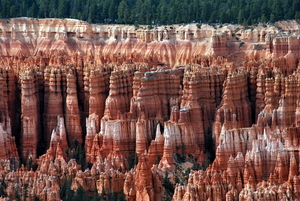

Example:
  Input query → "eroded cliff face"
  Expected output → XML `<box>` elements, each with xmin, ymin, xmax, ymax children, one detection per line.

<box><xmin>0</xmin><ymin>18</ymin><xmax>300</xmax><ymax>201</ymax></box>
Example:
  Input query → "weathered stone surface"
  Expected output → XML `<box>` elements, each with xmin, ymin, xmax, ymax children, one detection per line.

<box><xmin>214</xmin><ymin>70</ymin><xmax>251</xmax><ymax>147</ymax></box>
<box><xmin>174</xmin><ymin>124</ymin><xmax>300</xmax><ymax>201</ymax></box>
<box><xmin>0</xmin><ymin>18</ymin><xmax>300</xmax><ymax>201</ymax></box>
<box><xmin>20</xmin><ymin>69</ymin><xmax>39</xmax><ymax>160</ymax></box>
<box><xmin>130</xmin><ymin>66</ymin><xmax>182</xmax><ymax>121</ymax></box>
<box><xmin>85</xmin><ymin>68</ymin><xmax>109</xmax><ymax>132</ymax></box>
<box><xmin>43</xmin><ymin>67</ymin><xmax>64</xmax><ymax>147</ymax></box>
<box><xmin>147</xmin><ymin>124</ymin><xmax>164</xmax><ymax>167</ymax></box>
<box><xmin>65</xmin><ymin>69</ymin><xmax>83</xmax><ymax>144</ymax></box>
<box><xmin>0</xmin><ymin>18</ymin><xmax>298</xmax><ymax>67</ymax></box>
<box><xmin>104</xmin><ymin>66</ymin><xmax>135</xmax><ymax>120</ymax></box>
<box><xmin>0</xmin><ymin>75</ymin><xmax>18</xmax><ymax>160</ymax></box>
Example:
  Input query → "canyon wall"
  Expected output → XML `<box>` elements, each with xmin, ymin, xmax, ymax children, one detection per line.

<box><xmin>0</xmin><ymin>18</ymin><xmax>299</xmax><ymax>201</ymax></box>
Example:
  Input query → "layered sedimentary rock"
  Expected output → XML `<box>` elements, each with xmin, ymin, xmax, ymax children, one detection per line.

<box><xmin>0</xmin><ymin>76</ymin><xmax>18</xmax><ymax>160</ymax></box>
<box><xmin>211</xmin><ymin>32</ymin><xmax>228</xmax><ymax>56</ymax></box>
<box><xmin>0</xmin><ymin>18</ymin><xmax>298</xmax><ymax>67</ymax></box>
<box><xmin>130</xmin><ymin>66</ymin><xmax>182</xmax><ymax>121</ymax></box>
<box><xmin>0</xmin><ymin>121</ymin><xmax>18</xmax><ymax>160</ymax></box>
<box><xmin>20</xmin><ymin>69</ymin><xmax>39</xmax><ymax>160</ymax></box>
<box><xmin>84</xmin><ymin>67</ymin><xmax>109</xmax><ymax>132</ymax></box>
<box><xmin>276</xmin><ymin>75</ymin><xmax>298</xmax><ymax>128</ymax></box>
<box><xmin>214</xmin><ymin>70</ymin><xmax>251</xmax><ymax>147</ymax></box>
<box><xmin>0</xmin><ymin>67</ymin><xmax>17</xmax><ymax>131</ymax></box>
<box><xmin>43</xmin><ymin>67</ymin><xmax>64</xmax><ymax>146</ymax></box>
<box><xmin>65</xmin><ymin>69</ymin><xmax>83</xmax><ymax>144</ymax></box>
<box><xmin>173</xmin><ymin>124</ymin><xmax>300</xmax><ymax>201</ymax></box>
<box><xmin>0</xmin><ymin>18</ymin><xmax>300</xmax><ymax>201</ymax></box>
<box><xmin>179</xmin><ymin>63</ymin><xmax>226</xmax><ymax>150</ymax></box>
<box><xmin>147</xmin><ymin>124</ymin><xmax>164</xmax><ymax>167</ymax></box>
<box><xmin>104</xmin><ymin>66</ymin><xmax>135</xmax><ymax>120</ymax></box>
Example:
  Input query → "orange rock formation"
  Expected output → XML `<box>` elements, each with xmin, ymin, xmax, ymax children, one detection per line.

<box><xmin>0</xmin><ymin>18</ymin><xmax>299</xmax><ymax>201</ymax></box>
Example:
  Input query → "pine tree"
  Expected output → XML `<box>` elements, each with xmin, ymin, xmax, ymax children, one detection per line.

<box><xmin>295</xmin><ymin>11</ymin><xmax>300</xmax><ymax>20</ymax></box>
<box><xmin>1</xmin><ymin>0</ymin><xmax>11</xmax><ymax>18</ymax></box>
<box><xmin>260</xmin><ymin>1</ymin><xmax>269</xmax><ymax>21</ymax></box>
<box><xmin>88</xmin><ymin>3</ymin><xmax>96</xmax><ymax>23</ymax></box>
<box><xmin>260</xmin><ymin>14</ymin><xmax>268</xmax><ymax>23</ymax></box>
<box><xmin>23</xmin><ymin>0</ymin><xmax>31</xmax><ymax>16</ymax></box>
<box><xmin>23</xmin><ymin>183</ymin><xmax>29</xmax><ymax>201</ymax></box>
<box><xmin>249</xmin><ymin>0</ymin><xmax>261</xmax><ymax>22</ymax></box>
<box><xmin>71</xmin><ymin>0</ymin><xmax>80</xmax><ymax>19</ymax></box>
<box><xmin>60</xmin><ymin>178</ymin><xmax>74</xmax><ymax>201</ymax></box>
<box><xmin>229</xmin><ymin>5</ymin><xmax>238</xmax><ymax>23</ymax></box>
<box><xmin>193</xmin><ymin>0</ymin><xmax>200</xmax><ymax>21</ymax></box>
<box><xmin>10</xmin><ymin>5</ymin><xmax>17</xmax><ymax>18</ymax></box>
<box><xmin>72</xmin><ymin>185</ymin><xmax>89</xmax><ymax>201</ymax></box>
<box><xmin>108</xmin><ymin>0</ymin><xmax>118</xmax><ymax>22</ymax></box>
<box><xmin>292</xmin><ymin>0</ymin><xmax>300</xmax><ymax>19</ymax></box>
<box><xmin>77</xmin><ymin>12</ymin><xmax>83</xmax><ymax>20</ymax></box>
<box><xmin>219</xmin><ymin>3</ymin><xmax>229</xmax><ymax>23</ymax></box>
<box><xmin>270</xmin><ymin>0</ymin><xmax>283</xmax><ymax>22</ymax></box>
<box><xmin>180</xmin><ymin>1</ymin><xmax>189</xmax><ymax>23</ymax></box>
<box><xmin>58</xmin><ymin>0</ymin><xmax>69</xmax><ymax>18</ymax></box>
<box><xmin>0</xmin><ymin>179</ymin><xmax>7</xmax><ymax>197</ymax></box>
<box><xmin>102</xmin><ymin>0</ymin><xmax>110</xmax><ymax>22</ymax></box>
<box><xmin>162</xmin><ymin>172</ymin><xmax>174</xmax><ymax>198</ymax></box>
<box><xmin>168</xmin><ymin>5</ymin><xmax>175</xmax><ymax>24</ymax></box>
<box><xmin>209</xmin><ymin>3</ymin><xmax>219</xmax><ymax>23</ymax></box>
<box><xmin>14</xmin><ymin>188</ymin><xmax>21</xmax><ymax>201</ymax></box>
<box><xmin>117</xmin><ymin>190</ymin><xmax>126</xmax><ymax>201</ymax></box>
<box><xmin>91</xmin><ymin>188</ymin><xmax>101</xmax><ymax>201</ymax></box>
<box><xmin>49</xmin><ymin>0</ymin><xmax>58</xmax><ymax>18</ymax></box>
<box><xmin>201</xmin><ymin>2</ymin><xmax>211</xmax><ymax>22</ymax></box>
<box><xmin>38</xmin><ymin>0</ymin><xmax>49</xmax><ymax>18</ymax></box>
<box><xmin>133</xmin><ymin>0</ymin><xmax>143</xmax><ymax>24</ymax></box>
<box><xmin>141</xmin><ymin>0</ymin><xmax>152</xmax><ymax>24</ymax></box>
<box><xmin>118</xmin><ymin>0</ymin><xmax>130</xmax><ymax>24</ymax></box>
<box><xmin>26</xmin><ymin>1</ymin><xmax>38</xmax><ymax>18</ymax></box>
<box><xmin>283</xmin><ymin>0</ymin><xmax>293</xmax><ymax>19</ymax></box>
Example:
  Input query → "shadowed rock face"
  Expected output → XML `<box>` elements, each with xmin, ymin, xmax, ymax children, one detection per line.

<box><xmin>0</xmin><ymin>18</ymin><xmax>300</xmax><ymax>201</ymax></box>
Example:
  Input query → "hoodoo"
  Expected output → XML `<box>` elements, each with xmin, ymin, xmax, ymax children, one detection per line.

<box><xmin>0</xmin><ymin>18</ymin><xmax>300</xmax><ymax>200</ymax></box>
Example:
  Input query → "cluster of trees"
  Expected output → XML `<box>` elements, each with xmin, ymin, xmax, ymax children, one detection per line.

<box><xmin>0</xmin><ymin>182</ymin><xmax>40</xmax><ymax>201</ymax></box>
<box><xmin>60</xmin><ymin>179</ymin><xmax>126</xmax><ymax>201</ymax></box>
<box><xmin>162</xmin><ymin>172</ymin><xmax>174</xmax><ymax>201</ymax></box>
<box><xmin>126</xmin><ymin>152</ymin><xmax>138</xmax><ymax>170</ymax></box>
<box><xmin>0</xmin><ymin>0</ymin><xmax>300</xmax><ymax>25</ymax></box>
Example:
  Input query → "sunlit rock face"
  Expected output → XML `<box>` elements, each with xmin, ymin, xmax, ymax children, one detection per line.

<box><xmin>0</xmin><ymin>18</ymin><xmax>300</xmax><ymax>201</ymax></box>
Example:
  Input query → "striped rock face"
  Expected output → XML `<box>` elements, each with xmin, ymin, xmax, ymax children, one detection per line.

<box><xmin>0</xmin><ymin>18</ymin><xmax>299</xmax><ymax>201</ymax></box>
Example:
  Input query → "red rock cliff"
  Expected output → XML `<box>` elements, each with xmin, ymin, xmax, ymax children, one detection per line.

<box><xmin>0</xmin><ymin>18</ymin><xmax>299</xmax><ymax>201</ymax></box>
